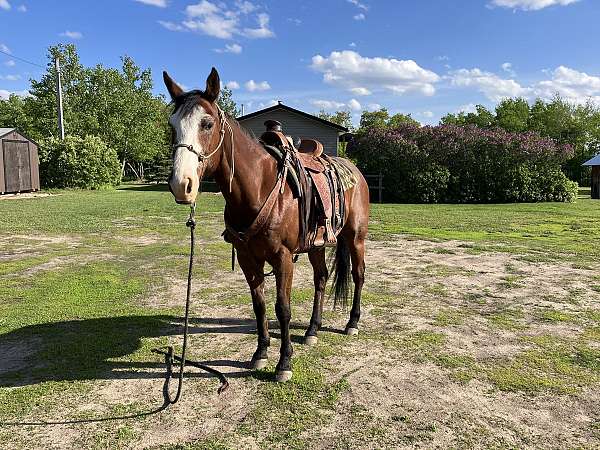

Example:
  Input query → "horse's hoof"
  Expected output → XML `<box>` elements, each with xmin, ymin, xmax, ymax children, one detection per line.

<box><xmin>250</xmin><ymin>358</ymin><xmax>268</xmax><ymax>370</ymax></box>
<box><xmin>346</xmin><ymin>327</ymin><xmax>359</xmax><ymax>336</ymax></box>
<box><xmin>304</xmin><ymin>335</ymin><xmax>318</xmax><ymax>346</ymax></box>
<box><xmin>275</xmin><ymin>370</ymin><xmax>293</xmax><ymax>382</ymax></box>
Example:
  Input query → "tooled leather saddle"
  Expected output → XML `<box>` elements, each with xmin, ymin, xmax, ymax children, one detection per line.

<box><xmin>259</xmin><ymin>120</ymin><xmax>346</xmax><ymax>252</ymax></box>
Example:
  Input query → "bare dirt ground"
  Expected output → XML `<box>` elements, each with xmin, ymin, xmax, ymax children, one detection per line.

<box><xmin>2</xmin><ymin>235</ymin><xmax>600</xmax><ymax>449</ymax></box>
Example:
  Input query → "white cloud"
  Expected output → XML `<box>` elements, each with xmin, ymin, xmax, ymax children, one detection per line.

<box><xmin>311</xmin><ymin>50</ymin><xmax>440</xmax><ymax>97</ymax></box>
<box><xmin>501</xmin><ymin>62</ymin><xmax>516</xmax><ymax>77</ymax></box>
<box><xmin>0</xmin><ymin>89</ymin><xmax>28</xmax><ymax>99</ymax></box>
<box><xmin>353</xmin><ymin>13</ymin><xmax>365</xmax><ymax>20</ymax></box>
<box><xmin>350</xmin><ymin>87</ymin><xmax>371</xmax><ymax>96</ymax></box>
<box><xmin>164</xmin><ymin>1</ymin><xmax>274</xmax><ymax>40</ymax></box>
<box><xmin>347</xmin><ymin>0</ymin><xmax>368</xmax><ymax>11</ymax></box>
<box><xmin>60</xmin><ymin>30</ymin><xmax>83</xmax><ymax>40</ymax></box>
<box><xmin>0</xmin><ymin>74</ymin><xmax>20</xmax><ymax>81</ymax></box>
<box><xmin>349</xmin><ymin>42</ymin><xmax>357</xmax><ymax>48</ymax></box>
<box><xmin>215</xmin><ymin>43</ymin><xmax>242</xmax><ymax>54</ymax></box>
<box><xmin>534</xmin><ymin>66</ymin><xmax>600</xmax><ymax>104</ymax></box>
<box><xmin>17</xmin><ymin>4</ymin><xmax>25</xmax><ymax>12</ymax></box>
<box><xmin>4</xmin><ymin>60</ymin><xmax>15</xmax><ymax>67</ymax></box>
<box><xmin>367</xmin><ymin>103</ymin><xmax>381</xmax><ymax>111</ymax></box>
<box><xmin>257</xmin><ymin>99</ymin><xmax>278</xmax><ymax>109</ymax></box>
<box><xmin>422</xmin><ymin>111</ymin><xmax>434</xmax><ymax>118</ymax></box>
<box><xmin>0</xmin><ymin>0</ymin><xmax>10</xmax><ymax>11</ymax></box>
<box><xmin>490</xmin><ymin>0</ymin><xmax>579</xmax><ymax>10</ymax></box>
<box><xmin>243</xmin><ymin>12</ymin><xmax>274</xmax><ymax>38</ymax></box>
<box><xmin>310</xmin><ymin>98</ymin><xmax>362</xmax><ymax>111</ymax></box>
<box><xmin>456</xmin><ymin>103</ymin><xmax>478</xmax><ymax>114</ymax></box>
<box><xmin>347</xmin><ymin>98</ymin><xmax>361</xmax><ymax>111</ymax></box>
<box><xmin>311</xmin><ymin>99</ymin><xmax>346</xmax><ymax>110</ymax></box>
<box><xmin>0</xmin><ymin>44</ymin><xmax>10</xmax><ymax>54</ymax></box>
<box><xmin>236</xmin><ymin>0</ymin><xmax>257</xmax><ymax>14</ymax></box>
<box><xmin>134</xmin><ymin>0</ymin><xmax>167</xmax><ymax>7</ymax></box>
<box><xmin>225</xmin><ymin>80</ymin><xmax>240</xmax><ymax>89</ymax></box>
<box><xmin>450</xmin><ymin>68</ymin><xmax>530</xmax><ymax>102</ymax></box>
<box><xmin>245</xmin><ymin>79</ymin><xmax>271</xmax><ymax>91</ymax></box>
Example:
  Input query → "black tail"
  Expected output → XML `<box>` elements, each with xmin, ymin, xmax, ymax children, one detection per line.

<box><xmin>330</xmin><ymin>235</ymin><xmax>351</xmax><ymax>310</ymax></box>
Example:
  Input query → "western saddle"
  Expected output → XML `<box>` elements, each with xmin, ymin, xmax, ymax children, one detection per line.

<box><xmin>259</xmin><ymin>120</ymin><xmax>346</xmax><ymax>252</ymax></box>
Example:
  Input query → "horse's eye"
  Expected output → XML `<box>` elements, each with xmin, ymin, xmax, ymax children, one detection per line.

<box><xmin>201</xmin><ymin>117</ymin><xmax>214</xmax><ymax>130</ymax></box>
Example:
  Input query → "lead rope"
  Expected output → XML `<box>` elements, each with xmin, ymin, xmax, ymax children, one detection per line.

<box><xmin>153</xmin><ymin>204</ymin><xmax>229</xmax><ymax>403</ymax></box>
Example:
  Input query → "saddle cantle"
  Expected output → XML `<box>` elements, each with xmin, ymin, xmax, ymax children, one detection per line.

<box><xmin>258</xmin><ymin>120</ymin><xmax>346</xmax><ymax>252</ymax></box>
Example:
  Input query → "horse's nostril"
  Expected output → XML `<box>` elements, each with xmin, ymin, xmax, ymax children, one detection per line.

<box><xmin>185</xmin><ymin>178</ymin><xmax>193</xmax><ymax>195</ymax></box>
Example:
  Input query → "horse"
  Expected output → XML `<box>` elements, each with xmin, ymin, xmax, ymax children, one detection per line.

<box><xmin>164</xmin><ymin>67</ymin><xmax>369</xmax><ymax>382</ymax></box>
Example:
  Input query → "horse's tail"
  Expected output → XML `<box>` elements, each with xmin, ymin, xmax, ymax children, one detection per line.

<box><xmin>331</xmin><ymin>235</ymin><xmax>351</xmax><ymax>309</ymax></box>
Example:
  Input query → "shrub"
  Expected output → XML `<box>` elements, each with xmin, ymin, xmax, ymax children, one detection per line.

<box><xmin>349</xmin><ymin>124</ymin><xmax>578</xmax><ymax>203</ymax></box>
<box><xmin>39</xmin><ymin>135</ymin><xmax>121</xmax><ymax>189</ymax></box>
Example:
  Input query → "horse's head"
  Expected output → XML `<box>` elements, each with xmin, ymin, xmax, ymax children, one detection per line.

<box><xmin>164</xmin><ymin>68</ymin><xmax>222</xmax><ymax>205</ymax></box>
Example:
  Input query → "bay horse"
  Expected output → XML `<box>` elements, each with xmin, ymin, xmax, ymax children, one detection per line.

<box><xmin>164</xmin><ymin>68</ymin><xmax>369</xmax><ymax>382</ymax></box>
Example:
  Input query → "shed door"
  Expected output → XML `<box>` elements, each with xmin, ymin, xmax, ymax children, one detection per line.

<box><xmin>3</xmin><ymin>140</ymin><xmax>31</xmax><ymax>192</ymax></box>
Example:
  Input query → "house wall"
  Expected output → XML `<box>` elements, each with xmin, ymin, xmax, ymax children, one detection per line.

<box><xmin>238</xmin><ymin>108</ymin><xmax>340</xmax><ymax>156</ymax></box>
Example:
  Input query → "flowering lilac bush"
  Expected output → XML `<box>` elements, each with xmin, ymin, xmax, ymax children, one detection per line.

<box><xmin>349</xmin><ymin>124</ymin><xmax>578</xmax><ymax>203</ymax></box>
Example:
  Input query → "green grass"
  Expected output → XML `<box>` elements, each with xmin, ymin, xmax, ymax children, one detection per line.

<box><xmin>369</xmin><ymin>200</ymin><xmax>600</xmax><ymax>262</ymax></box>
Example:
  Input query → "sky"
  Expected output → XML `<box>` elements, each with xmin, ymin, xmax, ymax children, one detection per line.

<box><xmin>1</xmin><ymin>0</ymin><xmax>600</xmax><ymax>125</ymax></box>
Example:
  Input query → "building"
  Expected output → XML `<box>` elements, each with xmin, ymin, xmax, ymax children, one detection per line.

<box><xmin>237</xmin><ymin>102</ymin><xmax>348</xmax><ymax>156</ymax></box>
<box><xmin>0</xmin><ymin>128</ymin><xmax>40</xmax><ymax>194</ymax></box>
<box><xmin>583</xmin><ymin>154</ymin><xmax>600</xmax><ymax>199</ymax></box>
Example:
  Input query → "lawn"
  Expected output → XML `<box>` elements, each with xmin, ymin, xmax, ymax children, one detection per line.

<box><xmin>1</xmin><ymin>186</ymin><xmax>599</xmax><ymax>449</ymax></box>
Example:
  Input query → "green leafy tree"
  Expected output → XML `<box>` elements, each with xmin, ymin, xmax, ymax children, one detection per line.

<box><xmin>440</xmin><ymin>105</ymin><xmax>495</xmax><ymax>128</ymax></box>
<box><xmin>39</xmin><ymin>135</ymin><xmax>121</xmax><ymax>188</ymax></box>
<box><xmin>388</xmin><ymin>113</ymin><xmax>420</xmax><ymax>128</ymax></box>
<box><xmin>495</xmin><ymin>98</ymin><xmax>530</xmax><ymax>132</ymax></box>
<box><xmin>359</xmin><ymin>108</ymin><xmax>390</xmax><ymax>130</ymax></box>
<box><xmin>317</xmin><ymin>109</ymin><xmax>353</xmax><ymax>130</ymax></box>
<box><xmin>218</xmin><ymin>85</ymin><xmax>240</xmax><ymax>117</ymax></box>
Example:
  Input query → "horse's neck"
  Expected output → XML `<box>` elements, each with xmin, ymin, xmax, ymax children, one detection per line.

<box><xmin>212</xmin><ymin>120</ymin><xmax>276</xmax><ymax>223</ymax></box>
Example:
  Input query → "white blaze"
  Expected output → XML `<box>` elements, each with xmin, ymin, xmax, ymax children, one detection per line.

<box><xmin>169</xmin><ymin>103</ymin><xmax>207</xmax><ymax>183</ymax></box>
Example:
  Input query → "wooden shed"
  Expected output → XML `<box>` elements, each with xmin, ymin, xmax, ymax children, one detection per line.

<box><xmin>583</xmin><ymin>154</ymin><xmax>600</xmax><ymax>199</ymax></box>
<box><xmin>0</xmin><ymin>128</ymin><xmax>40</xmax><ymax>194</ymax></box>
<box><xmin>237</xmin><ymin>102</ymin><xmax>348</xmax><ymax>156</ymax></box>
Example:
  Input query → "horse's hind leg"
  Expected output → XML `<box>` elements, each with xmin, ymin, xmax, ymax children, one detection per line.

<box><xmin>236</xmin><ymin>249</ymin><xmax>269</xmax><ymax>369</ymax></box>
<box><xmin>345</xmin><ymin>235</ymin><xmax>366</xmax><ymax>335</ymax></box>
<box><xmin>304</xmin><ymin>248</ymin><xmax>328</xmax><ymax>345</ymax></box>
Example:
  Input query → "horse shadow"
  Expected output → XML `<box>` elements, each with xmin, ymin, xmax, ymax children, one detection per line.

<box><xmin>0</xmin><ymin>315</ymin><xmax>338</xmax><ymax>389</ymax></box>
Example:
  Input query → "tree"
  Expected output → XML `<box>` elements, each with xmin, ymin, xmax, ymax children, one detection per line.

<box><xmin>359</xmin><ymin>108</ymin><xmax>390</xmax><ymax>130</ymax></box>
<box><xmin>0</xmin><ymin>44</ymin><xmax>171</xmax><ymax>180</ymax></box>
<box><xmin>440</xmin><ymin>105</ymin><xmax>494</xmax><ymax>128</ymax></box>
<box><xmin>357</xmin><ymin>108</ymin><xmax>421</xmax><ymax>131</ymax></box>
<box><xmin>218</xmin><ymin>85</ymin><xmax>240</xmax><ymax>117</ymax></box>
<box><xmin>317</xmin><ymin>109</ymin><xmax>353</xmax><ymax>130</ymax></box>
<box><xmin>495</xmin><ymin>98</ymin><xmax>530</xmax><ymax>132</ymax></box>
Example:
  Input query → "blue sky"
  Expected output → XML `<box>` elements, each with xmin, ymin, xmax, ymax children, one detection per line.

<box><xmin>1</xmin><ymin>0</ymin><xmax>600</xmax><ymax>125</ymax></box>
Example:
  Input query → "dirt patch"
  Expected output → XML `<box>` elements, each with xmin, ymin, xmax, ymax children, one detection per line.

<box><xmin>3</xmin><ymin>236</ymin><xmax>600</xmax><ymax>449</ymax></box>
<box><xmin>0</xmin><ymin>192</ymin><xmax>56</xmax><ymax>201</ymax></box>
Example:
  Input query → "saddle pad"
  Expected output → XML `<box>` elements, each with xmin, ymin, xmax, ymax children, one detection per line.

<box><xmin>328</xmin><ymin>157</ymin><xmax>358</xmax><ymax>191</ymax></box>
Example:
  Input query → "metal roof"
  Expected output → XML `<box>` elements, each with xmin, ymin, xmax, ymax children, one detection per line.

<box><xmin>583</xmin><ymin>154</ymin><xmax>600</xmax><ymax>166</ymax></box>
<box><xmin>0</xmin><ymin>127</ymin><xmax>15</xmax><ymax>137</ymax></box>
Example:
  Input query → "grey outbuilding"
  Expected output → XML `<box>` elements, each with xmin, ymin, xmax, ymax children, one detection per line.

<box><xmin>0</xmin><ymin>128</ymin><xmax>40</xmax><ymax>194</ymax></box>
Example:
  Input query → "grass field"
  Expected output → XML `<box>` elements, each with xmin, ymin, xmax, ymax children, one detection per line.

<box><xmin>1</xmin><ymin>186</ymin><xmax>600</xmax><ymax>449</ymax></box>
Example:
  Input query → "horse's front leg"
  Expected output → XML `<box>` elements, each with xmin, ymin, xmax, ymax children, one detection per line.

<box><xmin>273</xmin><ymin>249</ymin><xmax>294</xmax><ymax>382</ymax></box>
<box><xmin>236</xmin><ymin>248</ymin><xmax>269</xmax><ymax>369</ymax></box>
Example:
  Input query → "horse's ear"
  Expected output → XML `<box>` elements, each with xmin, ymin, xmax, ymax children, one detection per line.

<box><xmin>163</xmin><ymin>71</ymin><xmax>184</xmax><ymax>100</ymax></box>
<box><xmin>204</xmin><ymin>67</ymin><xmax>220</xmax><ymax>103</ymax></box>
